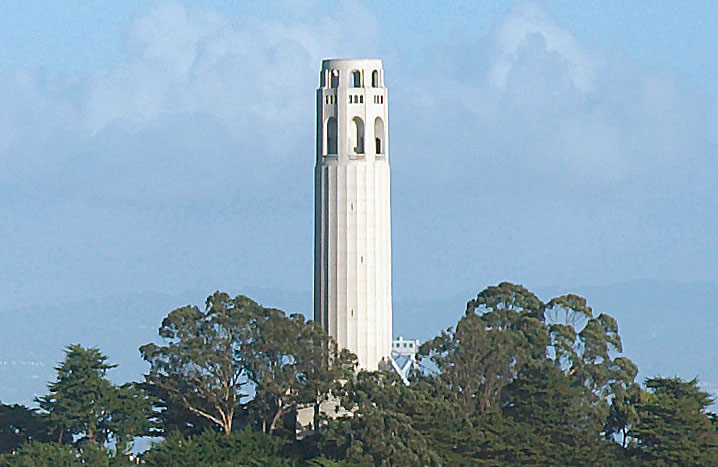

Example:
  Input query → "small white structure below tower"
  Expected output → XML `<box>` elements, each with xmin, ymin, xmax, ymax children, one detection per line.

<box><xmin>391</xmin><ymin>337</ymin><xmax>420</xmax><ymax>385</ymax></box>
<box><xmin>314</xmin><ymin>59</ymin><xmax>392</xmax><ymax>370</ymax></box>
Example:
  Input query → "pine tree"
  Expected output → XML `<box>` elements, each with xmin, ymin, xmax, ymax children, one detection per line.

<box><xmin>36</xmin><ymin>345</ymin><xmax>151</xmax><ymax>453</ymax></box>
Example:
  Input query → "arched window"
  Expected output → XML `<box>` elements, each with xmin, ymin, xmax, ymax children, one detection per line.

<box><xmin>374</xmin><ymin>117</ymin><xmax>384</xmax><ymax>154</ymax></box>
<box><xmin>372</xmin><ymin>70</ymin><xmax>379</xmax><ymax>87</ymax></box>
<box><xmin>331</xmin><ymin>70</ymin><xmax>339</xmax><ymax>88</ymax></box>
<box><xmin>351</xmin><ymin>117</ymin><xmax>364</xmax><ymax>154</ymax></box>
<box><xmin>326</xmin><ymin>117</ymin><xmax>337</xmax><ymax>155</ymax></box>
<box><xmin>351</xmin><ymin>70</ymin><xmax>361</xmax><ymax>87</ymax></box>
<box><xmin>359</xmin><ymin>95</ymin><xmax>363</xmax><ymax>103</ymax></box>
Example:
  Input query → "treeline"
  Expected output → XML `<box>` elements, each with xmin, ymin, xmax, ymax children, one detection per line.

<box><xmin>1</xmin><ymin>283</ymin><xmax>717</xmax><ymax>465</ymax></box>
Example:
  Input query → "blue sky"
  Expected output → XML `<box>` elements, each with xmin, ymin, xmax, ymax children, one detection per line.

<box><xmin>0</xmin><ymin>0</ymin><xmax>716</xmax><ymax>309</ymax></box>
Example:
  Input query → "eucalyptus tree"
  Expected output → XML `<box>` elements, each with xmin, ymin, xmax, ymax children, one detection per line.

<box><xmin>419</xmin><ymin>283</ymin><xmax>548</xmax><ymax>415</ymax></box>
<box><xmin>420</xmin><ymin>282</ymin><xmax>637</xmax><ymax>418</ymax></box>
<box><xmin>141</xmin><ymin>291</ymin><xmax>355</xmax><ymax>436</ymax></box>
<box><xmin>140</xmin><ymin>292</ymin><xmax>262</xmax><ymax>435</ymax></box>
<box><xmin>544</xmin><ymin>294</ymin><xmax>638</xmax><ymax>403</ymax></box>
<box><xmin>246</xmin><ymin>309</ymin><xmax>356</xmax><ymax>435</ymax></box>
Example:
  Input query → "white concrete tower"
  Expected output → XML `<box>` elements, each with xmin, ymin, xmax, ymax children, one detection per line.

<box><xmin>314</xmin><ymin>59</ymin><xmax>392</xmax><ymax>370</ymax></box>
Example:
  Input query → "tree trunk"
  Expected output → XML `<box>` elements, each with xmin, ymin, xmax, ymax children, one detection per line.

<box><xmin>269</xmin><ymin>404</ymin><xmax>294</xmax><ymax>434</ymax></box>
<box><xmin>222</xmin><ymin>408</ymin><xmax>234</xmax><ymax>435</ymax></box>
<box><xmin>269</xmin><ymin>408</ymin><xmax>283</xmax><ymax>434</ymax></box>
<box><xmin>314</xmin><ymin>400</ymin><xmax>321</xmax><ymax>432</ymax></box>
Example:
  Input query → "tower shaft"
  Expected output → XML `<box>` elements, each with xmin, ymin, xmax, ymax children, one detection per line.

<box><xmin>314</xmin><ymin>59</ymin><xmax>392</xmax><ymax>370</ymax></box>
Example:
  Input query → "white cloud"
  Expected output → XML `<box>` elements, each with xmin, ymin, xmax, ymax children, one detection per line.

<box><xmin>387</xmin><ymin>1</ymin><xmax>716</xmax><ymax>293</ymax></box>
<box><xmin>83</xmin><ymin>1</ymin><xmax>381</xmax><ymax>135</ymax></box>
<box><xmin>488</xmin><ymin>2</ymin><xmax>595</xmax><ymax>92</ymax></box>
<box><xmin>0</xmin><ymin>0</ymin><xmax>714</xmax><ymax>306</ymax></box>
<box><xmin>0</xmin><ymin>1</ymin><xmax>387</xmax><ymax>304</ymax></box>
<box><xmin>398</xmin><ymin>2</ymin><xmax>711</xmax><ymax>186</ymax></box>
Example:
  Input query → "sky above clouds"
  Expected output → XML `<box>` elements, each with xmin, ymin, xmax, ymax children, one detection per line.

<box><xmin>0</xmin><ymin>0</ymin><xmax>716</xmax><ymax>309</ymax></box>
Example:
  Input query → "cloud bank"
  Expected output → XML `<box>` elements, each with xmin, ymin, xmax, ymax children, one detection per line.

<box><xmin>0</xmin><ymin>1</ymin><xmax>715</xmax><ymax>308</ymax></box>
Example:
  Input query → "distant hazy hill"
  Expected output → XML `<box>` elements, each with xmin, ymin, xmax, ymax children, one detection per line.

<box><xmin>1</xmin><ymin>281</ymin><xmax>715</xmax><ymax>407</ymax></box>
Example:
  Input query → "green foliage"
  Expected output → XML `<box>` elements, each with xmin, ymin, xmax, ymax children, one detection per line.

<box><xmin>545</xmin><ymin>294</ymin><xmax>638</xmax><ymax>404</ymax></box>
<box><xmin>9</xmin><ymin>284</ymin><xmax>717</xmax><ymax>465</ymax></box>
<box><xmin>141</xmin><ymin>292</ymin><xmax>355</xmax><ymax>437</ymax></box>
<box><xmin>247</xmin><ymin>310</ymin><xmax>356</xmax><ymax>435</ymax></box>
<box><xmin>139</xmin><ymin>381</ymin><xmax>216</xmax><ymax>437</ymax></box>
<box><xmin>140</xmin><ymin>293</ymin><xmax>263</xmax><ymax>435</ymax></box>
<box><xmin>0</xmin><ymin>440</ymin><xmax>127</xmax><ymax>466</ymax></box>
<box><xmin>304</xmin><ymin>458</ymin><xmax>347</xmax><ymax>467</ymax></box>
<box><xmin>421</xmin><ymin>282</ymin><xmax>638</xmax><ymax>422</ymax></box>
<box><xmin>37</xmin><ymin>345</ymin><xmax>114</xmax><ymax>444</ymax></box>
<box><xmin>420</xmin><ymin>282</ymin><xmax>549</xmax><ymax>415</ymax></box>
<box><xmin>318</xmin><ymin>371</ymin><xmax>441</xmax><ymax>466</ymax></box>
<box><xmin>413</xmin><ymin>283</ymin><xmax>644</xmax><ymax>464</ymax></box>
<box><xmin>142</xmin><ymin>429</ymin><xmax>292</xmax><ymax>466</ymax></box>
<box><xmin>0</xmin><ymin>441</ymin><xmax>82</xmax><ymax>466</ymax></box>
<box><xmin>36</xmin><ymin>345</ymin><xmax>152</xmax><ymax>453</ymax></box>
<box><xmin>0</xmin><ymin>403</ymin><xmax>51</xmax><ymax>453</ymax></box>
<box><xmin>497</xmin><ymin>363</ymin><xmax>618</xmax><ymax>464</ymax></box>
<box><xmin>604</xmin><ymin>381</ymin><xmax>642</xmax><ymax>448</ymax></box>
<box><xmin>627</xmin><ymin>376</ymin><xmax>718</xmax><ymax>464</ymax></box>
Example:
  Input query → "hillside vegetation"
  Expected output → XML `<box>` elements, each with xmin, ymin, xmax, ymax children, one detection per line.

<box><xmin>1</xmin><ymin>283</ymin><xmax>716</xmax><ymax>465</ymax></box>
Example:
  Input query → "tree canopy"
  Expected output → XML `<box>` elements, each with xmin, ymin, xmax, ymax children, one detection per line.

<box><xmin>3</xmin><ymin>284</ymin><xmax>716</xmax><ymax>465</ymax></box>
<box><xmin>0</xmin><ymin>403</ymin><xmax>51</xmax><ymax>453</ymax></box>
<box><xmin>36</xmin><ymin>345</ymin><xmax>151</xmax><ymax>453</ymax></box>
<box><xmin>140</xmin><ymin>292</ymin><xmax>355</xmax><ymax>437</ymax></box>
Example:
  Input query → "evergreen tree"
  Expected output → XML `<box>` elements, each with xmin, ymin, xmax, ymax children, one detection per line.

<box><xmin>0</xmin><ymin>440</ymin><xmax>126</xmax><ymax>466</ymax></box>
<box><xmin>36</xmin><ymin>345</ymin><xmax>152</xmax><ymax>453</ymax></box>
<box><xmin>498</xmin><ymin>363</ymin><xmax>619</xmax><ymax>464</ymax></box>
<box><xmin>142</xmin><ymin>429</ymin><xmax>292</xmax><ymax>466</ymax></box>
<box><xmin>0</xmin><ymin>402</ymin><xmax>51</xmax><ymax>453</ymax></box>
<box><xmin>629</xmin><ymin>377</ymin><xmax>718</xmax><ymax>464</ymax></box>
<box><xmin>0</xmin><ymin>441</ymin><xmax>82</xmax><ymax>466</ymax></box>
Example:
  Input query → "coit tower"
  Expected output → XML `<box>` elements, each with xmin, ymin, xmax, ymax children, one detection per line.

<box><xmin>314</xmin><ymin>59</ymin><xmax>392</xmax><ymax>370</ymax></box>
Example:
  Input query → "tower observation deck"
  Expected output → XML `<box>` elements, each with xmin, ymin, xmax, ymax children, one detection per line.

<box><xmin>314</xmin><ymin>59</ymin><xmax>392</xmax><ymax>370</ymax></box>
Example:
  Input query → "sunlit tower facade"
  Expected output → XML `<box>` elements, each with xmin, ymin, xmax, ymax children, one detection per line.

<box><xmin>314</xmin><ymin>59</ymin><xmax>392</xmax><ymax>370</ymax></box>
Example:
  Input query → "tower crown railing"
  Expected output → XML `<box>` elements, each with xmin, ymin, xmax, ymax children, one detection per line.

<box><xmin>319</xmin><ymin>59</ymin><xmax>385</xmax><ymax>89</ymax></box>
